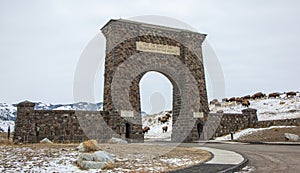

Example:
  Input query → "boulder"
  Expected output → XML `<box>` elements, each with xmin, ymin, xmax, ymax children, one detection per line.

<box><xmin>40</xmin><ymin>138</ymin><xmax>52</xmax><ymax>144</ymax></box>
<box><xmin>77</xmin><ymin>160</ymin><xmax>106</xmax><ymax>170</ymax></box>
<box><xmin>284</xmin><ymin>133</ymin><xmax>299</xmax><ymax>141</ymax></box>
<box><xmin>108</xmin><ymin>137</ymin><xmax>128</xmax><ymax>144</ymax></box>
<box><xmin>77</xmin><ymin>151</ymin><xmax>115</xmax><ymax>170</ymax></box>
<box><xmin>77</xmin><ymin>140</ymin><xmax>101</xmax><ymax>152</ymax></box>
<box><xmin>93</xmin><ymin>151</ymin><xmax>115</xmax><ymax>163</ymax></box>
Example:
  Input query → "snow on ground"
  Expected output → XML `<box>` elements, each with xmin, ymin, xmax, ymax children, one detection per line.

<box><xmin>142</xmin><ymin>111</ymin><xmax>172</xmax><ymax>140</ymax></box>
<box><xmin>235</xmin><ymin>166</ymin><xmax>256</xmax><ymax>173</ymax></box>
<box><xmin>215</xmin><ymin>126</ymin><xmax>296</xmax><ymax>140</ymax></box>
<box><xmin>210</xmin><ymin>95</ymin><xmax>300</xmax><ymax>121</ymax></box>
<box><xmin>0</xmin><ymin>145</ymin><xmax>81</xmax><ymax>173</ymax></box>
<box><xmin>0</xmin><ymin>144</ymin><xmax>210</xmax><ymax>173</ymax></box>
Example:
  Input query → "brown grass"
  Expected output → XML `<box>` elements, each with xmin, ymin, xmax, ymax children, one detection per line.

<box><xmin>82</xmin><ymin>140</ymin><xmax>101</xmax><ymax>152</ymax></box>
<box><xmin>238</xmin><ymin>126</ymin><xmax>300</xmax><ymax>142</ymax></box>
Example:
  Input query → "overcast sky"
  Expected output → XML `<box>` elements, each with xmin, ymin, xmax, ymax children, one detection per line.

<box><xmin>1</xmin><ymin>0</ymin><xmax>300</xmax><ymax>113</ymax></box>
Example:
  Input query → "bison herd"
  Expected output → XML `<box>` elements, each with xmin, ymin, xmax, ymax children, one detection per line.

<box><xmin>158</xmin><ymin>113</ymin><xmax>171</xmax><ymax>124</ymax></box>
<box><xmin>213</xmin><ymin>91</ymin><xmax>299</xmax><ymax>108</ymax></box>
<box><xmin>143</xmin><ymin>112</ymin><xmax>172</xmax><ymax>134</ymax></box>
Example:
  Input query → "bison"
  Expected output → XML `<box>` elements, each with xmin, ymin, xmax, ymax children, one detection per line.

<box><xmin>160</xmin><ymin>117</ymin><xmax>168</xmax><ymax>124</ymax></box>
<box><xmin>242</xmin><ymin>95</ymin><xmax>251</xmax><ymax>100</ymax></box>
<box><xmin>222</xmin><ymin>98</ymin><xmax>229</xmax><ymax>102</ymax></box>
<box><xmin>162</xmin><ymin>126</ymin><xmax>168</xmax><ymax>133</ymax></box>
<box><xmin>242</xmin><ymin>100</ymin><xmax>250</xmax><ymax>107</ymax></box>
<box><xmin>229</xmin><ymin>97</ymin><xmax>236</xmax><ymax>102</ymax></box>
<box><xmin>142</xmin><ymin>126</ymin><xmax>150</xmax><ymax>133</ymax></box>
<box><xmin>235</xmin><ymin>97</ymin><xmax>244</xmax><ymax>104</ymax></box>
<box><xmin>286</xmin><ymin>91</ymin><xmax>297</xmax><ymax>97</ymax></box>
<box><xmin>165</xmin><ymin>113</ymin><xmax>172</xmax><ymax>119</ymax></box>
<box><xmin>268</xmin><ymin>92</ymin><xmax>280</xmax><ymax>98</ymax></box>
<box><xmin>251</xmin><ymin>92</ymin><xmax>266</xmax><ymax>100</ymax></box>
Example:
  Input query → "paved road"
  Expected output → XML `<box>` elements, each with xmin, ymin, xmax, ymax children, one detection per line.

<box><xmin>179</xmin><ymin>142</ymin><xmax>300</xmax><ymax>173</ymax></box>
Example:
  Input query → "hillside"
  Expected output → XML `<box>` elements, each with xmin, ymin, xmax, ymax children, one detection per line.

<box><xmin>209</xmin><ymin>93</ymin><xmax>300</xmax><ymax>121</ymax></box>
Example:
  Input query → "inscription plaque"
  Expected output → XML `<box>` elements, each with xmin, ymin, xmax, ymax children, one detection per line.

<box><xmin>136</xmin><ymin>41</ymin><xmax>180</xmax><ymax>55</ymax></box>
<box><xmin>193</xmin><ymin>112</ymin><xmax>204</xmax><ymax>118</ymax></box>
<box><xmin>121</xmin><ymin>110</ymin><xmax>134</xmax><ymax>117</ymax></box>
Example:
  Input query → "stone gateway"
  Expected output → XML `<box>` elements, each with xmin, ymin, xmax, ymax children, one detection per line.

<box><xmin>101</xmin><ymin>19</ymin><xmax>209</xmax><ymax>142</ymax></box>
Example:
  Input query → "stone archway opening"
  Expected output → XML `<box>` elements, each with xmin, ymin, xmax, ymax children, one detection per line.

<box><xmin>125</xmin><ymin>123</ymin><xmax>131</xmax><ymax>139</ymax></box>
<box><xmin>139</xmin><ymin>71</ymin><xmax>173</xmax><ymax>141</ymax></box>
<box><xmin>197</xmin><ymin>122</ymin><xmax>203</xmax><ymax>138</ymax></box>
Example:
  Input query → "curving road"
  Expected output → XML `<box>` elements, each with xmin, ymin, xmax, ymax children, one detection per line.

<box><xmin>179</xmin><ymin>143</ymin><xmax>300</xmax><ymax>173</ymax></box>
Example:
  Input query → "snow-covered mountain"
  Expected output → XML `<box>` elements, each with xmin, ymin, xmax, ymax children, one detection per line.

<box><xmin>34</xmin><ymin>102</ymin><xmax>103</xmax><ymax>111</ymax></box>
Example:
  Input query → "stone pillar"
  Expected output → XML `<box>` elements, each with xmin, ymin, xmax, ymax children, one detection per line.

<box><xmin>242</xmin><ymin>108</ymin><xmax>258</xmax><ymax>128</ymax></box>
<box><xmin>13</xmin><ymin>101</ymin><xmax>36</xmax><ymax>143</ymax></box>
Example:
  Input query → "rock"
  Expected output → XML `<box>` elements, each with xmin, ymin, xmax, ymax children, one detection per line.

<box><xmin>284</xmin><ymin>133</ymin><xmax>299</xmax><ymax>141</ymax></box>
<box><xmin>77</xmin><ymin>140</ymin><xmax>101</xmax><ymax>152</ymax></box>
<box><xmin>77</xmin><ymin>160</ymin><xmax>106</xmax><ymax>170</ymax></box>
<box><xmin>78</xmin><ymin>153</ymin><xmax>94</xmax><ymax>161</ymax></box>
<box><xmin>77</xmin><ymin>151</ymin><xmax>115</xmax><ymax>170</ymax></box>
<box><xmin>108</xmin><ymin>137</ymin><xmax>128</xmax><ymax>144</ymax></box>
<box><xmin>93</xmin><ymin>151</ymin><xmax>115</xmax><ymax>163</ymax></box>
<box><xmin>280</xmin><ymin>101</ymin><xmax>285</xmax><ymax>105</ymax></box>
<box><xmin>40</xmin><ymin>138</ymin><xmax>52</xmax><ymax>144</ymax></box>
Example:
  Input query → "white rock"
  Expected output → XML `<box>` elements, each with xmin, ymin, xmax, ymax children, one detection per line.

<box><xmin>284</xmin><ymin>133</ymin><xmax>299</xmax><ymax>141</ymax></box>
<box><xmin>108</xmin><ymin>137</ymin><xmax>128</xmax><ymax>144</ymax></box>
<box><xmin>78</xmin><ymin>153</ymin><xmax>93</xmax><ymax>161</ymax></box>
<box><xmin>93</xmin><ymin>151</ymin><xmax>115</xmax><ymax>163</ymax></box>
<box><xmin>77</xmin><ymin>151</ymin><xmax>115</xmax><ymax>170</ymax></box>
<box><xmin>40</xmin><ymin>138</ymin><xmax>52</xmax><ymax>143</ymax></box>
<box><xmin>77</xmin><ymin>160</ymin><xmax>106</xmax><ymax>170</ymax></box>
<box><xmin>77</xmin><ymin>143</ymin><xmax>85</xmax><ymax>152</ymax></box>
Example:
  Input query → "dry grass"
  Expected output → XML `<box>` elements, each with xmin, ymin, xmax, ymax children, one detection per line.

<box><xmin>82</xmin><ymin>139</ymin><xmax>101</xmax><ymax>152</ymax></box>
<box><xmin>96</xmin><ymin>143</ymin><xmax>211</xmax><ymax>172</ymax></box>
<box><xmin>238</xmin><ymin>126</ymin><xmax>300</xmax><ymax>142</ymax></box>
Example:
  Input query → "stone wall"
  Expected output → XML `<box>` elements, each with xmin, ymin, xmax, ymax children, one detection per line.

<box><xmin>254</xmin><ymin>118</ymin><xmax>300</xmax><ymax>128</ymax></box>
<box><xmin>13</xmin><ymin>101</ymin><xmax>300</xmax><ymax>143</ymax></box>
<box><xmin>209</xmin><ymin>108</ymin><xmax>300</xmax><ymax>139</ymax></box>
<box><xmin>205</xmin><ymin>108</ymin><xmax>258</xmax><ymax>138</ymax></box>
<box><xmin>13</xmin><ymin>101</ymin><xmax>122</xmax><ymax>143</ymax></box>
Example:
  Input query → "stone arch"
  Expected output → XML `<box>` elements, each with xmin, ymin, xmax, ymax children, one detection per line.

<box><xmin>101</xmin><ymin>19</ymin><xmax>209</xmax><ymax>142</ymax></box>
